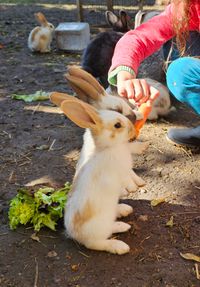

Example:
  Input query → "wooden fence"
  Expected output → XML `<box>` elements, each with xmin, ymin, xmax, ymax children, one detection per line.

<box><xmin>76</xmin><ymin>0</ymin><xmax>159</xmax><ymax>22</ymax></box>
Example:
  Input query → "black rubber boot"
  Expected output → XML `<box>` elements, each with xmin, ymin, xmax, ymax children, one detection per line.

<box><xmin>166</xmin><ymin>126</ymin><xmax>200</xmax><ymax>147</ymax></box>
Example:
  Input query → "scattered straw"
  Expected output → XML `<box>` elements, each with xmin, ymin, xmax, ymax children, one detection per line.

<box><xmin>33</xmin><ymin>258</ymin><xmax>39</xmax><ymax>287</ymax></box>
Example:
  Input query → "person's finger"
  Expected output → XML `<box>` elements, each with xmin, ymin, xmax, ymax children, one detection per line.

<box><xmin>138</xmin><ymin>86</ymin><xmax>160</xmax><ymax>107</ymax></box>
<box><xmin>138</xmin><ymin>79</ymin><xmax>150</xmax><ymax>104</ymax></box>
<box><xmin>133</xmin><ymin>79</ymin><xmax>144</xmax><ymax>102</ymax></box>
<box><xmin>149</xmin><ymin>86</ymin><xmax>160</xmax><ymax>104</ymax></box>
<box><xmin>117</xmin><ymin>83</ymin><xmax>128</xmax><ymax>99</ymax></box>
<box><xmin>125</xmin><ymin>79</ymin><xmax>135</xmax><ymax>99</ymax></box>
<box><xmin>117</xmin><ymin>70</ymin><xmax>135</xmax><ymax>99</ymax></box>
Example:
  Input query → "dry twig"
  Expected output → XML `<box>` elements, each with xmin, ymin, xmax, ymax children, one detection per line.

<box><xmin>33</xmin><ymin>257</ymin><xmax>39</xmax><ymax>287</ymax></box>
<box><xmin>195</xmin><ymin>263</ymin><xmax>200</xmax><ymax>280</ymax></box>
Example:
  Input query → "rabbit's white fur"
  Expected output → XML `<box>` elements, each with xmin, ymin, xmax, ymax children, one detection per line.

<box><xmin>63</xmin><ymin>67</ymin><xmax>146</xmax><ymax>191</ymax></box>
<box><xmin>88</xmin><ymin>91</ymin><xmax>143</xmax><ymax>121</ymax></box>
<box><xmin>28</xmin><ymin>12</ymin><xmax>54</xmax><ymax>53</ymax></box>
<box><xmin>76</xmin><ymin>129</ymin><xmax>147</xmax><ymax>192</ymax></box>
<box><xmin>145</xmin><ymin>78</ymin><xmax>174</xmax><ymax>120</ymax></box>
<box><xmin>50</xmin><ymin>67</ymin><xmax>146</xmax><ymax>197</ymax></box>
<box><xmin>63</xmin><ymin>105</ymin><xmax>147</xmax><ymax>254</ymax></box>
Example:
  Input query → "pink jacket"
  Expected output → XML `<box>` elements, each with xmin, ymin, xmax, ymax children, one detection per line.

<box><xmin>109</xmin><ymin>1</ymin><xmax>200</xmax><ymax>76</ymax></box>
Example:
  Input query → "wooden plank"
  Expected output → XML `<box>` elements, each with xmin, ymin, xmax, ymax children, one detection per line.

<box><xmin>76</xmin><ymin>0</ymin><xmax>83</xmax><ymax>22</ymax></box>
<box><xmin>107</xmin><ymin>0</ymin><xmax>113</xmax><ymax>11</ymax></box>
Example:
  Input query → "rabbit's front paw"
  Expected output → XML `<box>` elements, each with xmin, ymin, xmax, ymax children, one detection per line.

<box><xmin>117</xmin><ymin>203</ymin><xmax>133</xmax><ymax>218</ymax></box>
<box><xmin>129</xmin><ymin>141</ymin><xmax>149</xmax><ymax>154</ymax></box>
<box><xmin>120</xmin><ymin>189</ymin><xmax>129</xmax><ymax>197</ymax></box>
<box><xmin>126</xmin><ymin>180</ymin><xmax>138</xmax><ymax>193</ymax></box>
<box><xmin>130</xmin><ymin>170</ymin><xmax>146</xmax><ymax>187</ymax></box>
<box><xmin>112</xmin><ymin>221</ymin><xmax>131</xmax><ymax>233</ymax></box>
<box><xmin>138</xmin><ymin>141</ymin><xmax>149</xmax><ymax>154</ymax></box>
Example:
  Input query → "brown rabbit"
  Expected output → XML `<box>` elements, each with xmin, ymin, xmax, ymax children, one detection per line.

<box><xmin>28</xmin><ymin>12</ymin><xmax>54</xmax><ymax>53</ymax></box>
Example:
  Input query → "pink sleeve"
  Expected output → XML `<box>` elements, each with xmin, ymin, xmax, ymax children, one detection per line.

<box><xmin>110</xmin><ymin>5</ymin><xmax>175</xmax><ymax>75</ymax></box>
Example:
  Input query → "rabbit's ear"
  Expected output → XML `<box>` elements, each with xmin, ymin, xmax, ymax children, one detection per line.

<box><xmin>50</xmin><ymin>92</ymin><xmax>77</xmax><ymax>107</ymax></box>
<box><xmin>65</xmin><ymin>66</ymin><xmax>105</xmax><ymax>103</ymax></box>
<box><xmin>68</xmin><ymin>66</ymin><xmax>105</xmax><ymax>95</ymax></box>
<box><xmin>61</xmin><ymin>99</ymin><xmax>102</xmax><ymax>130</ymax></box>
<box><xmin>119</xmin><ymin>10</ymin><xmax>128</xmax><ymax>28</ymax></box>
<box><xmin>134</xmin><ymin>10</ymin><xmax>146</xmax><ymax>28</ymax></box>
<box><xmin>35</xmin><ymin>12</ymin><xmax>48</xmax><ymax>26</ymax></box>
<box><xmin>105</xmin><ymin>11</ymin><xmax>119</xmax><ymax>27</ymax></box>
<box><xmin>65</xmin><ymin>74</ymin><xmax>101</xmax><ymax>101</ymax></box>
<box><xmin>66</xmin><ymin>82</ymin><xmax>89</xmax><ymax>103</ymax></box>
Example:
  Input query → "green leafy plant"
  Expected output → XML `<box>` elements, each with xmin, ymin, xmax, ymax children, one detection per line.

<box><xmin>9</xmin><ymin>183</ymin><xmax>71</xmax><ymax>232</ymax></box>
<box><xmin>12</xmin><ymin>90</ymin><xmax>50</xmax><ymax>102</ymax></box>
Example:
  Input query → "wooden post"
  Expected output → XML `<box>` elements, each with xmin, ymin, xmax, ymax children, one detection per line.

<box><xmin>76</xmin><ymin>0</ymin><xmax>83</xmax><ymax>22</ymax></box>
<box><xmin>107</xmin><ymin>0</ymin><xmax>113</xmax><ymax>12</ymax></box>
<box><xmin>138</xmin><ymin>0</ymin><xmax>144</xmax><ymax>11</ymax></box>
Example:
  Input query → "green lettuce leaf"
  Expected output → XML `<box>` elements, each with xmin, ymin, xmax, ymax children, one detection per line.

<box><xmin>9</xmin><ymin>191</ymin><xmax>35</xmax><ymax>230</ymax></box>
<box><xmin>12</xmin><ymin>90</ymin><xmax>50</xmax><ymax>102</ymax></box>
<box><xmin>8</xmin><ymin>182</ymin><xmax>71</xmax><ymax>231</ymax></box>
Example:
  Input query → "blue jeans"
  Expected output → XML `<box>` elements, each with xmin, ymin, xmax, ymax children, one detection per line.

<box><xmin>166</xmin><ymin>57</ymin><xmax>200</xmax><ymax>115</ymax></box>
<box><xmin>163</xmin><ymin>31</ymin><xmax>200</xmax><ymax>115</ymax></box>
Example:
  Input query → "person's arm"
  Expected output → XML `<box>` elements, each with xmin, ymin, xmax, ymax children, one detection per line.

<box><xmin>108</xmin><ymin>4</ymin><xmax>175</xmax><ymax>104</ymax></box>
<box><xmin>109</xmin><ymin>2</ymin><xmax>199</xmax><ymax>104</ymax></box>
<box><xmin>108</xmin><ymin>5</ymin><xmax>174</xmax><ymax>85</ymax></box>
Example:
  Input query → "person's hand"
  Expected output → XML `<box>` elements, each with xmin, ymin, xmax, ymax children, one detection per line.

<box><xmin>117</xmin><ymin>70</ymin><xmax>160</xmax><ymax>106</ymax></box>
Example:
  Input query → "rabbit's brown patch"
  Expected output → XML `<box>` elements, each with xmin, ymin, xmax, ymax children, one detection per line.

<box><xmin>126</xmin><ymin>111</ymin><xmax>136</xmax><ymax>124</ymax></box>
<box><xmin>128</xmin><ymin>120</ymin><xmax>136</xmax><ymax>141</ymax></box>
<box><xmin>39</xmin><ymin>34</ymin><xmax>48</xmax><ymax>51</ymax></box>
<box><xmin>31</xmin><ymin>27</ymin><xmax>41</xmax><ymax>43</ymax></box>
<box><xmin>109</xmin><ymin>107</ymin><xmax>136</xmax><ymax>124</ymax></box>
<box><xmin>105</xmin><ymin>118</ymin><xmax>125</xmax><ymax>139</ymax></box>
<box><xmin>35</xmin><ymin>12</ymin><xmax>48</xmax><ymax>26</ymax></box>
<box><xmin>73</xmin><ymin>201</ymin><xmax>94</xmax><ymax>233</ymax></box>
<box><xmin>109</xmin><ymin>106</ymin><xmax>122</xmax><ymax>114</ymax></box>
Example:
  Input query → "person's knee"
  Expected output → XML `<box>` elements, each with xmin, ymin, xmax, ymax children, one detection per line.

<box><xmin>166</xmin><ymin>57</ymin><xmax>200</xmax><ymax>102</ymax></box>
<box><xmin>166</xmin><ymin>57</ymin><xmax>200</xmax><ymax>114</ymax></box>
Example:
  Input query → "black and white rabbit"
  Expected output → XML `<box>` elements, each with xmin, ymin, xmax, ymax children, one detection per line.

<box><xmin>81</xmin><ymin>8</ymin><xmax>172</xmax><ymax>121</ymax></box>
<box><xmin>81</xmin><ymin>10</ymin><xmax>132</xmax><ymax>88</ymax></box>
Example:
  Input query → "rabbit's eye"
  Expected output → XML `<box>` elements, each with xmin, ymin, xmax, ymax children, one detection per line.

<box><xmin>114</xmin><ymin>122</ymin><xmax>121</xmax><ymax>129</ymax></box>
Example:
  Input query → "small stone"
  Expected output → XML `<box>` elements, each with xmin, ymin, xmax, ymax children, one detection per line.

<box><xmin>47</xmin><ymin>250</ymin><xmax>57</xmax><ymax>258</ymax></box>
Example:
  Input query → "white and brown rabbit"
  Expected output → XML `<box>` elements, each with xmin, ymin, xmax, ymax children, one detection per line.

<box><xmin>50</xmin><ymin>95</ymin><xmax>148</xmax><ymax>254</ymax></box>
<box><xmin>28</xmin><ymin>12</ymin><xmax>54</xmax><ymax>53</ymax></box>
<box><xmin>51</xmin><ymin>66</ymin><xmax>147</xmax><ymax>193</ymax></box>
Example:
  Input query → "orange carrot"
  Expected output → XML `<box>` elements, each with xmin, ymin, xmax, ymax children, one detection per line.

<box><xmin>135</xmin><ymin>102</ymin><xmax>152</xmax><ymax>137</ymax></box>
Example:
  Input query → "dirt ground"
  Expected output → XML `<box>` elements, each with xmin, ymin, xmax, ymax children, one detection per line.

<box><xmin>0</xmin><ymin>3</ymin><xmax>200</xmax><ymax>287</ymax></box>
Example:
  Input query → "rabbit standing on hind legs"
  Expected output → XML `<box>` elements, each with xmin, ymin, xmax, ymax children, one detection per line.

<box><xmin>50</xmin><ymin>94</ymin><xmax>147</xmax><ymax>254</ymax></box>
<box><xmin>28</xmin><ymin>12</ymin><xmax>54</xmax><ymax>53</ymax></box>
<box><xmin>64</xmin><ymin>66</ymin><xmax>147</xmax><ymax>191</ymax></box>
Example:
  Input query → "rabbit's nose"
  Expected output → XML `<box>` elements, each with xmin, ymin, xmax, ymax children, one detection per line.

<box><xmin>129</xmin><ymin>136</ymin><xmax>136</xmax><ymax>142</ymax></box>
